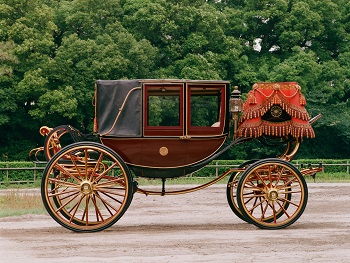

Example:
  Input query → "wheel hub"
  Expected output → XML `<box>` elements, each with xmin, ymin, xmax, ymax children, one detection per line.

<box><xmin>267</xmin><ymin>188</ymin><xmax>279</xmax><ymax>201</ymax></box>
<box><xmin>80</xmin><ymin>181</ymin><xmax>93</xmax><ymax>195</ymax></box>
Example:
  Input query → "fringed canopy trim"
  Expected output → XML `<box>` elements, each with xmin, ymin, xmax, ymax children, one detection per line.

<box><xmin>236</xmin><ymin>120</ymin><xmax>315</xmax><ymax>138</ymax></box>
<box><xmin>240</xmin><ymin>82</ymin><xmax>309</xmax><ymax>122</ymax></box>
<box><xmin>236</xmin><ymin>82</ymin><xmax>315</xmax><ymax>139</ymax></box>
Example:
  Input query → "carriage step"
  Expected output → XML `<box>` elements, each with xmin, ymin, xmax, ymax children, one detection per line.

<box><xmin>300</xmin><ymin>163</ymin><xmax>323</xmax><ymax>182</ymax></box>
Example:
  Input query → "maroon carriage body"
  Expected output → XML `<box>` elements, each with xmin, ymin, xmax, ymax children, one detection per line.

<box><xmin>94</xmin><ymin>79</ymin><xmax>230</xmax><ymax>178</ymax></box>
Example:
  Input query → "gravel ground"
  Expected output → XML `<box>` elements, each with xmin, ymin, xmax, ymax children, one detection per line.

<box><xmin>0</xmin><ymin>183</ymin><xmax>350</xmax><ymax>263</ymax></box>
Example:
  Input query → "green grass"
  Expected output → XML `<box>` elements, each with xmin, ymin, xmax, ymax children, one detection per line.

<box><xmin>304</xmin><ymin>172</ymin><xmax>350</xmax><ymax>183</ymax></box>
<box><xmin>0</xmin><ymin>172</ymin><xmax>349</xmax><ymax>218</ymax></box>
<box><xmin>0</xmin><ymin>190</ymin><xmax>46</xmax><ymax>217</ymax></box>
<box><xmin>0</xmin><ymin>180</ymin><xmax>41</xmax><ymax>189</ymax></box>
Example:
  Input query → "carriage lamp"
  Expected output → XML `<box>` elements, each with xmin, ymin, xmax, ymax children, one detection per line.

<box><xmin>229</xmin><ymin>86</ymin><xmax>243</xmax><ymax>133</ymax></box>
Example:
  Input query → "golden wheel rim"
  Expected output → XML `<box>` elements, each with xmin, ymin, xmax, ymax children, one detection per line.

<box><xmin>42</xmin><ymin>143</ymin><xmax>132</xmax><ymax>232</ymax></box>
<box><xmin>237</xmin><ymin>159</ymin><xmax>307</xmax><ymax>229</ymax></box>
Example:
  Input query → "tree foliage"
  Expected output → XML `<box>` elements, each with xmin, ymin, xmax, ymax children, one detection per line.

<box><xmin>0</xmin><ymin>0</ymin><xmax>349</xmax><ymax>160</ymax></box>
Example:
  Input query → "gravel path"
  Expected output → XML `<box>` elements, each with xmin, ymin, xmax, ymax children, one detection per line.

<box><xmin>1</xmin><ymin>183</ymin><xmax>350</xmax><ymax>263</ymax></box>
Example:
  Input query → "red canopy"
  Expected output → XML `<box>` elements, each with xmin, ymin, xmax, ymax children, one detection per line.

<box><xmin>236</xmin><ymin>82</ymin><xmax>315</xmax><ymax>138</ymax></box>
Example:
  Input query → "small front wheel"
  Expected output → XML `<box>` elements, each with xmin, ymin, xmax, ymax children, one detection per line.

<box><xmin>236</xmin><ymin>158</ymin><xmax>308</xmax><ymax>229</ymax></box>
<box><xmin>41</xmin><ymin>142</ymin><xmax>133</xmax><ymax>232</ymax></box>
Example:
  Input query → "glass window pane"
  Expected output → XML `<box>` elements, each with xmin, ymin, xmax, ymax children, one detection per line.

<box><xmin>148</xmin><ymin>89</ymin><xmax>180</xmax><ymax>126</ymax></box>
<box><xmin>191</xmin><ymin>89</ymin><xmax>221</xmax><ymax>127</ymax></box>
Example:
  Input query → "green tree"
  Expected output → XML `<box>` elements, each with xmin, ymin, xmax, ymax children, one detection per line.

<box><xmin>0</xmin><ymin>0</ymin><xmax>57</xmax><ymax>160</ymax></box>
<box><xmin>0</xmin><ymin>41</ymin><xmax>17</xmax><ymax>125</ymax></box>
<box><xmin>0</xmin><ymin>0</ymin><xmax>349</xmax><ymax>160</ymax></box>
<box><xmin>26</xmin><ymin>0</ymin><xmax>157</xmax><ymax>130</ymax></box>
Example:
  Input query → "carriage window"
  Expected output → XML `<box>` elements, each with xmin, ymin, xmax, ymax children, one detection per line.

<box><xmin>190</xmin><ymin>88</ymin><xmax>222</xmax><ymax>127</ymax></box>
<box><xmin>144</xmin><ymin>84</ymin><xmax>183</xmax><ymax>136</ymax></box>
<box><xmin>148</xmin><ymin>92</ymin><xmax>180</xmax><ymax>126</ymax></box>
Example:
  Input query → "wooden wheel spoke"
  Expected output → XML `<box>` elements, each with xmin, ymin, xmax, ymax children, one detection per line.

<box><xmin>48</xmin><ymin>177</ymin><xmax>79</xmax><ymax>188</ymax></box>
<box><xmin>49</xmin><ymin>182</ymin><xmax>69</xmax><ymax>195</ymax></box>
<box><xmin>243</xmin><ymin>196</ymin><xmax>254</xmax><ymax>206</ymax></box>
<box><xmin>278</xmin><ymin>196</ymin><xmax>300</xmax><ymax>208</ymax></box>
<box><xmin>242</xmin><ymin>191</ymin><xmax>255</xmax><ymax>197</ymax></box>
<box><xmin>96</xmin><ymin>193</ymin><xmax>114</xmax><ymax>217</ymax></box>
<box><xmin>96</xmin><ymin>178</ymin><xmax>125</xmax><ymax>188</ymax></box>
<box><xmin>245</xmin><ymin>180</ymin><xmax>261</xmax><ymax>189</ymax></box>
<box><xmin>84</xmin><ymin>196</ymin><xmax>89</xmax><ymax>225</ymax></box>
<box><xmin>84</xmin><ymin>149</ymin><xmax>89</xmax><ymax>181</ymax></box>
<box><xmin>49</xmin><ymin>189</ymin><xmax>79</xmax><ymax>200</ymax></box>
<box><xmin>69</xmin><ymin>153</ymin><xmax>84</xmax><ymax>178</ymax></box>
<box><xmin>54</xmin><ymin>163</ymin><xmax>82</xmax><ymax>183</ymax></box>
<box><xmin>98</xmin><ymin>190</ymin><xmax>124</xmax><ymax>205</ymax></box>
<box><xmin>68</xmin><ymin>196</ymin><xmax>84</xmax><ymax>223</ymax></box>
<box><xmin>282</xmin><ymin>177</ymin><xmax>299</xmax><ymax>188</ymax></box>
<box><xmin>272</xmin><ymin>167</ymin><xmax>285</xmax><ymax>187</ymax></box>
<box><xmin>91</xmin><ymin>195</ymin><xmax>105</xmax><ymax>222</ymax></box>
<box><xmin>275</xmin><ymin>199</ymin><xmax>291</xmax><ymax>218</ymax></box>
<box><xmin>268</xmin><ymin>165</ymin><xmax>273</xmax><ymax>185</ymax></box>
<box><xmin>242</xmin><ymin>184</ymin><xmax>263</xmax><ymax>192</ymax></box>
<box><xmin>271</xmin><ymin>201</ymin><xmax>277</xmax><ymax>223</ymax></box>
<box><xmin>98</xmin><ymin>187</ymin><xmax>125</xmax><ymax>196</ymax></box>
<box><xmin>245</xmin><ymin>180</ymin><xmax>257</xmax><ymax>187</ymax></box>
<box><xmin>259</xmin><ymin>200</ymin><xmax>269</xmax><ymax>221</ymax></box>
<box><xmin>278</xmin><ymin>189</ymin><xmax>301</xmax><ymax>195</ymax></box>
<box><xmin>248</xmin><ymin>197</ymin><xmax>266</xmax><ymax>213</ymax></box>
<box><xmin>55</xmin><ymin>192</ymin><xmax>81</xmax><ymax>213</ymax></box>
<box><xmin>94</xmin><ymin>192</ymin><xmax>121</xmax><ymax>213</ymax></box>
<box><xmin>252</xmin><ymin>196</ymin><xmax>259</xmax><ymax>208</ymax></box>
<box><xmin>92</xmin><ymin>162</ymin><xmax>119</xmax><ymax>184</ymax></box>
<box><xmin>243</xmin><ymin>193</ymin><xmax>265</xmax><ymax>200</ymax></box>
<box><xmin>89</xmin><ymin>152</ymin><xmax>105</xmax><ymax>181</ymax></box>
<box><xmin>253</xmin><ymin>170</ymin><xmax>269</xmax><ymax>188</ymax></box>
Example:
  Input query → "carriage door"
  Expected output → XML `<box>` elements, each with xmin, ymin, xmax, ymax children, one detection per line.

<box><xmin>186</xmin><ymin>83</ymin><xmax>227</xmax><ymax>136</ymax></box>
<box><xmin>143</xmin><ymin>83</ymin><xmax>185</xmax><ymax>136</ymax></box>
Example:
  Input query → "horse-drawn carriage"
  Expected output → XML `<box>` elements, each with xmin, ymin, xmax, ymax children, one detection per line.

<box><xmin>30</xmin><ymin>79</ymin><xmax>322</xmax><ymax>232</ymax></box>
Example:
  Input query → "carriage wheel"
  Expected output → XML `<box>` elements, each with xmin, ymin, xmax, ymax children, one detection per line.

<box><xmin>226</xmin><ymin>160</ymin><xmax>257</xmax><ymax>222</ymax></box>
<box><xmin>227</xmin><ymin>159</ymin><xmax>291</xmax><ymax>223</ymax></box>
<box><xmin>236</xmin><ymin>158</ymin><xmax>307</xmax><ymax>229</ymax></box>
<box><xmin>41</xmin><ymin>141</ymin><xmax>133</xmax><ymax>232</ymax></box>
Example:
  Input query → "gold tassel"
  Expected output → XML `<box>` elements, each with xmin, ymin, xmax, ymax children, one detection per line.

<box><xmin>300</xmin><ymin>94</ymin><xmax>306</xmax><ymax>106</ymax></box>
<box><xmin>273</xmin><ymin>94</ymin><xmax>281</xmax><ymax>105</ymax></box>
<box><xmin>248</xmin><ymin>92</ymin><xmax>257</xmax><ymax>104</ymax></box>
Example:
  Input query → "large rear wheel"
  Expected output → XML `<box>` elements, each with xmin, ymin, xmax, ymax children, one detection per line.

<box><xmin>41</xmin><ymin>142</ymin><xmax>133</xmax><ymax>232</ymax></box>
<box><xmin>236</xmin><ymin>158</ymin><xmax>307</xmax><ymax>229</ymax></box>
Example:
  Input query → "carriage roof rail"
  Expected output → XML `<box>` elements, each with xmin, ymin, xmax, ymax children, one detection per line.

<box><xmin>138</xmin><ymin>79</ymin><xmax>230</xmax><ymax>84</ymax></box>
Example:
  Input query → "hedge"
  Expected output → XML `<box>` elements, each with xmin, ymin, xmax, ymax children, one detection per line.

<box><xmin>0</xmin><ymin>162</ymin><xmax>46</xmax><ymax>183</ymax></box>
<box><xmin>0</xmin><ymin>159</ymin><xmax>349</xmax><ymax>183</ymax></box>
<box><xmin>192</xmin><ymin>159</ymin><xmax>350</xmax><ymax>177</ymax></box>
